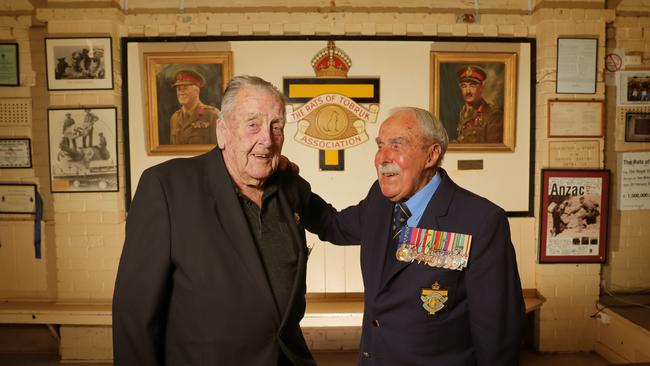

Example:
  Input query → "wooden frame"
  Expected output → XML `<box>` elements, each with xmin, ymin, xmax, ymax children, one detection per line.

<box><xmin>45</xmin><ymin>37</ymin><xmax>113</xmax><ymax>91</ymax></box>
<box><xmin>47</xmin><ymin>107</ymin><xmax>118</xmax><ymax>193</ymax></box>
<box><xmin>548</xmin><ymin>99</ymin><xmax>604</xmax><ymax>137</ymax></box>
<box><xmin>430</xmin><ymin>51</ymin><xmax>517</xmax><ymax>151</ymax></box>
<box><xmin>556</xmin><ymin>38</ymin><xmax>598</xmax><ymax>94</ymax></box>
<box><xmin>618</xmin><ymin>70</ymin><xmax>650</xmax><ymax>105</ymax></box>
<box><xmin>539</xmin><ymin>169</ymin><xmax>609</xmax><ymax>263</ymax></box>
<box><xmin>0</xmin><ymin>138</ymin><xmax>32</xmax><ymax>168</ymax></box>
<box><xmin>144</xmin><ymin>52</ymin><xmax>232</xmax><ymax>155</ymax></box>
<box><xmin>0</xmin><ymin>43</ymin><xmax>19</xmax><ymax>86</ymax></box>
<box><xmin>0</xmin><ymin>183</ymin><xmax>36</xmax><ymax>214</ymax></box>
<box><xmin>625</xmin><ymin>112</ymin><xmax>650</xmax><ymax>142</ymax></box>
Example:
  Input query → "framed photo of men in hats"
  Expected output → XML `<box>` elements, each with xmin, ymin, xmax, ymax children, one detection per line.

<box><xmin>430</xmin><ymin>52</ymin><xmax>517</xmax><ymax>151</ymax></box>
<box><xmin>144</xmin><ymin>52</ymin><xmax>232</xmax><ymax>155</ymax></box>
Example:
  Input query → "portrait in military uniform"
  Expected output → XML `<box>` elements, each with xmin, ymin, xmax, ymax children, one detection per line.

<box><xmin>144</xmin><ymin>52</ymin><xmax>232</xmax><ymax>155</ymax></box>
<box><xmin>430</xmin><ymin>52</ymin><xmax>517</xmax><ymax>151</ymax></box>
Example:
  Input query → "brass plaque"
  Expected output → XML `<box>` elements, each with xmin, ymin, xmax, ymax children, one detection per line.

<box><xmin>457</xmin><ymin>160</ymin><xmax>484</xmax><ymax>170</ymax></box>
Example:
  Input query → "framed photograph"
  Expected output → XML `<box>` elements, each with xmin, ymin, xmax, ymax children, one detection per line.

<box><xmin>0</xmin><ymin>43</ymin><xmax>19</xmax><ymax>86</ymax></box>
<box><xmin>618</xmin><ymin>70</ymin><xmax>650</xmax><ymax>105</ymax></box>
<box><xmin>144</xmin><ymin>52</ymin><xmax>232</xmax><ymax>155</ymax></box>
<box><xmin>625</xmin><ymin>112</ymin><xmax>650</xmax><ymax>142</ymax></box>
<box><xmin>539</xmin><ymin>169</ymin><xmax>609</xmax><ymax>263</ymax></box>
<box><xmin>548</xmin><ymin>99</ymin><xmax>604</xmax><ymax>137</ymax></box>
<box><xmin>556</xmin><ymin>38</ymin><xmax>598</xmax><ymax>94</ymax></box>
<box><xmin>430</xmin><ymin>51</ymin><xmax>517</xmax><ymax>151</ymax></box>
<box><xmin>47</xmin><ymin>107</ymin><xmax>118</xmax><ymax>193</ymax></box>
<box><xmin>45</xmin><ymin>37</ymin><xmax>113</xmax><ymax>90</ymax></box>
<box><xmin>0</xmin><ymin>183</ymin><xmax>36</xmax><ymax>214</ymax></box>
<box><xmin>0</xmin><ymin>138</ymin><xmax>32</xmax><ymax>168</ymax></box>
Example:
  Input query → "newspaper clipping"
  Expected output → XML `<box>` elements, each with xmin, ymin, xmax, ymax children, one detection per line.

<box><xmin>545</xmin><ymin>176</ymin><xmax>602</xmax><ymax>257</ymax></box>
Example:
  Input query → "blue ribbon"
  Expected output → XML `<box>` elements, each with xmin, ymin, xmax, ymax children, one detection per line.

<box><xmin>34</xmin><ymin>191</ymin><xmax>42</xmax><ymax>259</ymax></box>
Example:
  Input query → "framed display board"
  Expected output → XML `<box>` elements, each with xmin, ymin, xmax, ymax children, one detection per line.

<box><xmin>0</xmin><ymin>138</ymin><xmax>32</xmax><ymax>168</ymax></box>
<box><xmin>0</xmin><ymin>43</ymin><xmax>19</xmax><ymax>86</ymax></box>
<box><xmin>548</xmin><ymin>99</ymin><xmax>604</xmax><ymax>137</ymax></box>
<box><xmin>556</xmin><ymin>38</ymin><xmax>598</xmax><ymax>94</ymax></box>
<box><xmin>539</xmin><ymin>169</ymin><xmax>609</xmax><ymax>263</ymax></box>
<box><xmin>0</xmin><ymin>183</ymin><xmax>36</xmax><ymax>214</ymax></box>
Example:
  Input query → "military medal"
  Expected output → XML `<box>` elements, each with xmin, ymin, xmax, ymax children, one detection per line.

<box><xmin>396</xmin><ymin>227</ymin><xmax>412</xmax><ymax>262</ymax></box>
<box><xmin>399</xmin><ymin>226</ymin><xmax>472</xmax><ymax>270</ymax></box>
<box><xmin>420</xmin><ymin>281</ymin><xmax>448</xmax><ymax>316</ymax></box>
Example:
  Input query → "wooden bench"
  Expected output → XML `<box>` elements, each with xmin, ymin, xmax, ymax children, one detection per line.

<box><xmin>0</xmin><ymin>289</ymin><xmax>544</xmax><ymax>329</ymax></box>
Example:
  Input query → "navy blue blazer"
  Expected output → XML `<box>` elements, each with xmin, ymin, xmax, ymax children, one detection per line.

<box><xmin>304</xmin><ymin>168</ymin><xmax>525</xmax><ymax>366</ymax></box>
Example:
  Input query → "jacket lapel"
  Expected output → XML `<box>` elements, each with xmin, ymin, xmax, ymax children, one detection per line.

<box><xmin>379</xmin><ymin>169</ymin><xmax>455</xmax><ymax>288</ymax></box>
<box><xmin>370</xmin><ymin>197</ymin><xmax>394</xmax><ymax>294</ymax></box>
<box><xmin>202</xmin><ymin>148</ymin><xmax>281</xmax><ymax>323</ymax></box>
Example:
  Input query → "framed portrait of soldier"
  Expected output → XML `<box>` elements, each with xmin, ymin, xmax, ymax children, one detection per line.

<box><xmin>539</xmin><ymin>169</ymin><xmax>609</xmax><ymax>263</ymax></box>
<box><xmin>430</xmin><ymin>52</ymin><xmax>517</xmax><ymax>151</ymax></box>
<box><xmin>144</xmin><ymin>52</ymin><xmax>233</xmax><ymax>155</ymax></box>
<box><xmin>45</xmin><ymin>37</ymin><xmax>113</xmax><ymax>90</ymax></box>
<box><xmin>47</xmin><ymin>107</ymin><xmax>118</xmax><ymax>193</ymax></box>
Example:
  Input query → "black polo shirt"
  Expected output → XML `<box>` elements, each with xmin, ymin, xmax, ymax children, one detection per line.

<box><xmin>238</xmin><ymin>182</ymin><xmax>299</xmax><ymax>315</ymax></box>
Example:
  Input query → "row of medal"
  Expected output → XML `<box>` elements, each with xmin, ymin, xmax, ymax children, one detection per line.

<box><xmin>395</xmin><ymin>226</ymin><xmax>472</xmax><ymax>271</ymax></box>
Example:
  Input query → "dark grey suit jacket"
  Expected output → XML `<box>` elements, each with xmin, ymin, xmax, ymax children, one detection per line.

<box><xmin>304</xmin><ymin>168</ymin><xmax>525</xmax><ymax>366</ymax></box>
<box><xmin>113</xmin><ymin>148</ymin><xmax>315</xmax><ymax>366</ymax></box>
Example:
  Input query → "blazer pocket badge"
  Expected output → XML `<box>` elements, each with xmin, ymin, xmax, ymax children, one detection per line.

<box><xmin>420</xmin><ymin>281</ymin><xmax>448</xmax><ymax>316</ymax></box>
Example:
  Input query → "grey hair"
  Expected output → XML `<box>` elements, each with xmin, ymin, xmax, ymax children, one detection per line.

<box><xmin>219</xmin><ymin>75</ymin><xmax>286</xmax><ymax>122</ymax></box>
<box><xmin>387</xmin><ymin>106</ymin><xmax>449</xmax><ymax>163</ymax></box>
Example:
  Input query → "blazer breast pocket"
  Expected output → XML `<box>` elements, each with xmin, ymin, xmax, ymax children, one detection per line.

<box><xmin>415</xmin><ymin>266</ymin><xmax>464</xmax><ymax>319</ymax></box>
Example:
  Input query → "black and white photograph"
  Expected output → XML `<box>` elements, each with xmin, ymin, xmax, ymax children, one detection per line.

<box><xmin>48</xmin><ymin>107</ymin><xmax>118</xmax><ymax>192</ymax></box>
<box><xmin>618</xmin><ymin>70</ymin><xmax>650</xmax><ymax>105</ymax></box>
<box><xmin>45</xmin><ymin>37</ymin><xmax>113</xmax><ymax>90</ymax></box>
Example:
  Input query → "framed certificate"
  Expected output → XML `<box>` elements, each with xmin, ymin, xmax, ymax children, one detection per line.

<box><xmin>0</xmin><ymin>183</ymin><xmax>36</xmax><ymax>214</ymax></box>
<box><xmin>556</xmin><ymin>38</ymin><xmax>598</xmax><ymax>94</ymax></box>
<box><xmin>0</xmin><ymin>43</ymin><xmax>19</xmax><ymax>86</ymax></box>
<box><xmin>548</xmin><ymin>99</ymin><xmax>604</xmax><ymax>137</ymax></box>
<box><xmin>0</xmin><ymin>138</ymin><xmax>32</xmax><ymax>168</ymax></box>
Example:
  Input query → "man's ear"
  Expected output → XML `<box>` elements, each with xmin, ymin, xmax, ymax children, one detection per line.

<box><xmin>216</xmin><ymin>118</ymin><xmax>226</xmax><ymax>149</ymax></box>
<box><xmin>425</xmin><ymin>143</ymin><xmax>441</xmax><ymax>168</ymax></box>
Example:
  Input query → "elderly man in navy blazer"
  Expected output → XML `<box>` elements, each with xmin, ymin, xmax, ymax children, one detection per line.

<box><xmin>304</xmin><ymin>107</ymin><xmax>526</xmax><ymax>365</ymax></box>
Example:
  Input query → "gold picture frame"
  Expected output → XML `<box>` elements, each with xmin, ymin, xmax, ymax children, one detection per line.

<box><xmin>144</xmin><ymin>52</ymin><xmax>232</xmax><ymax>155</ymax></box>
<box><xmin>430</xmin><ymin>52</ymin><xmax>517</xmax><ymax>151</ymax></box>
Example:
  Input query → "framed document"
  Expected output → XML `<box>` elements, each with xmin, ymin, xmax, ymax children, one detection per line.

<box><xmin>539</xmin><ymin>169</ymin><xmax>609</xmax><ymax>263</ymax></box>
<box><xmin>548</xmin><ymin>99</ymin><xmax>604</xmax><ymax>137</ymax></box>
<box><xmin>556</xmin><ymin>38</ymin><xmax>598</xmax><ymax>94</ymax></box>
<box><xmin>0</xmin><ymin>183</ymin><xmax>36</xmax><ymax>214</ymax></box>
<box><xmin>45</xmin><ymin>37</ymin><xmax>113</xmax><ymax>91</ymax></box>
<box><xmin>0</xmin><ymin>138</ymin><xmax>32</xmax><ymax>168</ymax></box>
<box><xmin>0</xmin><ymin>43</ymin><xmax>19</xmax><ymax>86</ymax></box>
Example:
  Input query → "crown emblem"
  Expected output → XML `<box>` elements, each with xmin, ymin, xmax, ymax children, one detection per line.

<box><xmin>311</xmin><ymin>40</ymin><xmax>352</xmax><ymax>78</ymax></box>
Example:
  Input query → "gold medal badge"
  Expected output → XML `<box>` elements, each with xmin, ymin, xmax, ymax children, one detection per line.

<box><xmin>420</xmin><ymin>281</ymin><xmax>448</xmax><ymax>316</ymax></box>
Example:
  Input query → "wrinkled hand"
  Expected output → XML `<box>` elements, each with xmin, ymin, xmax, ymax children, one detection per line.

<box><xmin>279</xmin><ymin>155</ymin><xmax>300</xmax><ymax>173</ymax></box>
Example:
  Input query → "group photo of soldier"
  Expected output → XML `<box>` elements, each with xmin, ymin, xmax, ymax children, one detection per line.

<box><xmin>48</xmin><ymin>108</ymin><xmax>118</xmax><ymax>192</ymax></box>
<box><xmin>625</xmin><ymin>75</ymin><xmax>650</xmax><ymax>102</ymax></box>
<box><xmin>53</xmin><ymin>45</ymin><xmax>106</xmax><ymax>80</ymax></box>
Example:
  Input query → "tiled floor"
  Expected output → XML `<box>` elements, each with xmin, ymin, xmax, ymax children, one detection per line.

<box><xmin>0</xmin><ymin>350</ymin><xmax>611</xmax><ymax>365</ymax></box>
